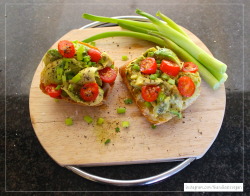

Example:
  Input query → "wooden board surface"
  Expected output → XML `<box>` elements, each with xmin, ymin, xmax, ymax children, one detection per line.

<box><xmin>29</xmin><ymin>26</ymin><xmax>226</xmax><ymax>166</ymax></box>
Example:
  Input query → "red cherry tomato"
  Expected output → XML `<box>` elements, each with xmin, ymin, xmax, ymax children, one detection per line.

<box><xmin>87</xmin><ymin>48</ymin><xmax>102</xmax><ymax>63</ymax></box>
<box><xmin>45</xmin><ymin>84</ymin><xmax>62</xmax><ymax>98</ymax></box>
<box><xmin>160</xmin><ymin>60</ymin><xmax>180</xmax><ymax>77</ymax></box>
<box><xmin>80</xmin><ymin>82</ymin><xmax>99</xmax><ymax>101</ymax></box>
<box><xmin>141</xmin><ymin>85</ymin><xmax>161</xmax><ymax>102</ymax></box>
<box><xmin>98</xmin><ymin>67</ymin><xmax>117</xmax><ymax>83</ymax></box>
<box><xmin>182</xmin><ymin>62</ymin><xmax>198</xmax><ymax>73</ymax></box>
<box><xmin>58</xmin><ymin>40</ymin><xmax>75</xmax><ymax>58</ymax></box>
<box><xmin>140</xmin><ymin>57</ymin><xmax>157</xmax><ymax>74</ymax></box>
<box><xmin>177</xmin><ymin>76</ymin><xmax>195</xmax><ymax>97</ymax></box>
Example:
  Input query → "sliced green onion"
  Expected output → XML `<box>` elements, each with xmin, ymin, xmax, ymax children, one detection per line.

<box><xmin>132</xmin><ymin>64</ymin><xmax>140</xmax><ymax>71</ymax></box>
<box><xmin>155</xmin><ymin>70</ymin><xmax>162</xmax><ymax>77</ymax></box>
<box><xmin>83</xmin><ymin>55</ymin><xmax>91</xmax><ymax>62</ymax></box>
<box><xmin>147</xmin><ymin>51</ymin><xmax>154</xmax><ymax>57</ymax></box>
<box><xmin>56</xmin><ymin>66</ymin><xmax>63</xmax><ymax>80</ymax></box>
<box><xmin>167</xmin><ymin>78</ymin><xmax>175</xmax><ymax>85</ymax></box>
<box><xmin>115</xmin><ymin>127</ymin><xmax>120</xmax><ymax>132</ymax></box>
<box><xmin>122</xmin><ymin>55</ymin><xmax>128</xmax><ymax>61</ymax></box>
<box><xmin>76</xmin><ymin>45</ymin><xmax>85</xmax><ymax>61</ymax></box>
<box><xmin>161</xmin><ymin>73</ymin><xmax>169</xmax><ymax>80</ymax></box>
<box><xmin>149</xmin><ymin>74</ymin><xmax>158</xmax><ymax>80</ymax></box>
<box><xmin>104</xmin><ymin>139</ymin><xmax>111</xmax><ymax>145</ymax></box>
<box><xmin>144</xmin><ymin>102</ymin><xmax>152</xmax><ymax>108</ymax></box>
<box><xmin>170</xmin><ymin>109</ymin><xmax>182</xmax><ymax>118</ymax></box>
<box><xmin>111</xmin><ymin>64</ymin><xmax>115</xmax><ymax>69</ymax></box>
<box><xmin>71</xmin><ymin>73</ymin><xmax>81</xmax><ymax>83</ymax></box>
<box><xmin>83</xmin><ymin>115</ymin><xmax>93</xmax><ymax>124</ymax></box>
<box><xmin>151</xmin><ymin>124</ymin><xmax>157</xmax><ymax>129</ymax></box>
<box><xmin>55</xmin><ymin>85</ymin><xmax>61</xmax><ymax>90</ymax></box>
<box><xmin>157</xmin><ymin>92</ymin><xmax>166</xmax><ymax>103</ymax></box>
<box><xmin>122</xmin><ymin>121</ymin><xmax>130</xmax><ymax>128</ymax></box>
<box><xmin>65</xmin><ymin>117</ymin><xmax>73</xmax><ymax>126</ymax></box>
<box><xmin>97</xmin><ymin>117</ymin><xmax>105</xmax><ymax>125</ymax></box>
<box><xmin>117</xmin><ymin>107</ymin><xmax>126</xmax><ymax>114</ymax></box>
<box><xmin>62</xmin><ymin>74</ymin><xmax>67</xmax><ymax>84</ymax></box>
<box><xmin>124</xmin><ymin>98</ymin><xmax>133</xmax><ymax>104</ymax></box>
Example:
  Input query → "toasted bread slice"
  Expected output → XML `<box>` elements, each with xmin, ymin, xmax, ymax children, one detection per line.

<box><xmin>40</xmin><ymin>41</ymin><xmax>117</xmax><ymax>106</ymax></box>
<box><xmin>120</xmin><ymin>47</ymin><xmax>201</xmax><ymax>125</ymax></box>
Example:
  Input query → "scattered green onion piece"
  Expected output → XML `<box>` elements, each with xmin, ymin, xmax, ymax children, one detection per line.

<box><xmin>88</xmin><ymin>61</ymin><xmax>92</xmax><ymax>66</ymax></box>
<box><xmin>55</xmin><ymin>85</ymin><xmax>61</xmax><ymax>90</ymax></box>
<box><xmin>97</xmin><ymin>117</ymin><xmax>105</xmax><ymax>125</ymax></box>
<box><xmin>122</xmin><ymin>55</ymin><xmax>128</xmax><ymax>61</ymax></box>
<box><xmin>149</xmin><ymin>74</ymin><xmax>157</xmax><ymax>80</ymax></box>
<box><xmin>151</xmin><ymin>124</ymin><xmax>157</xmax><ymax>129</ymax></box>
<box><xmin>117</xmin><ymin>107</ymin><xmax>126</xmax><ymax>114</ymax></box>
<box><xmin>76</xmin><ymin>45</ymin><xmax>85</xmax><ymax>61</ymax></box>
<box><xmin>157</xmin><ymin>92</ymin><xmax>166</xmax><ymax>103</ymax></box>
<box><xmin>132</xmin><ymin>64</ymin><xmax>140</xmax><ymax>71</ymax></box>
<box><xmin>71</xmin><ymin>73</ymin><xmax>81</xmax><ymax>83</ymax></box>
<box><xmin>147</xmin><ymin>51</ymin><xmax>154</xmax><ymax>57</ymax></box>
<box><xmin>167</xmin><ymin>78</ymin><xmax>175</xmax><ymax>85</ymax></box>
<box><xmin>170</xmin><ymin>110</ymin><xmax>182</xmax><ymax>118</ymax></box>
<box><xmin>104</xmin><ymin>139</ymin><xmax>111</xmax><ymax>145</ymax></box>
<box><xmin>155</xmin><ymin>70</ymin><xmax>162</xmax><ymax>77</ymax></box>
<box><xmin>124</xmin><ymin>98</ymin><xmax>133</xmax><ymax>104</ymax></box>
<box><xmin>122</xmin><ymin>121</ymin><xmax>130</xmax><ymax>128</ymax></box>
<box><xmin>83</xmin><ymin>115</ymin><xmax>93</xmax><ymax>124</ymax></box>
<box><xmin>56</xmin><ymin>66</ymin><xmax>64</xmax><ymax>80</ymax></box>
<box><xmin>111</xmin><ymin>64</ymin><xmax>115</xmax><ymax>69</ymax></box>
<box><xmin>65</xmin><ymin>117</ymin><xmax>73</xmax><ymax>126</ymax></box>
<box><xmin>161</xmin><ymin>73</ymin><xmax>169</xmax><ymax>80</ymax></box>
<box><xmin>144</xmin><ymin>102</ymin><xmax>152</xmax><ymax>108</ymax></box>
<box><xmin>62</xmin><ymin>74</ymin><xmax>67</xmax><ymax>84</ymax></box>
<box><xmin>83</xmin><ymin>55</ymin><xmax>91</xmax><ymax>62</ymax></box>
<box><xmin>115</xmin><ymin>127</ymin><xmax>120</xmax><ymax>132</ymax></box>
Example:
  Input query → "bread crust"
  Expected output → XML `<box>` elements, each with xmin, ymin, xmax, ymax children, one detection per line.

<box><xmin>120</xmin><ymin>60</ymin><xmax>200</xmax><ymax>125</ymax></box>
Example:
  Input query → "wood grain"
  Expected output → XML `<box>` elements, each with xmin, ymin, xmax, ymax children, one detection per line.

<box><xmin>29</xmin><ymin>26</ymin><xmax>225</xmax><ymax>166</ymax></box>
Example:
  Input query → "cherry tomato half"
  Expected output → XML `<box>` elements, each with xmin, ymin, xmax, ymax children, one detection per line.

<box><xmin>87</xmin><ymin>48</ymin><xmax>102</xmax><ymax>63</ymax></box>
<box><xmin>177</xmin><ymin>76</ymin><xmax>195</xmax><ymax>97</ymax></box>
<box><xmin>45</xmin><ymin>84</ymin><xmax>62</xmax><ymax>98</ymax></box>
<box><xmin>140</xmin><ymin>57</ymin><xmax>157</xmax><ymax>74</ymax></box>
<box><xmin>182</xmin><ymin>62</ymin><xmax>198</xmax><ymax>73</ymax></box>
<box><xmin>160</xmin><ymin>60</ymin><xmax>180</xmax><ymax>77</ymax></box>
<box><xmin>98</xmin><ymin>67</ymin><xmax>117</xmax><ymax>83</ymax></box>
<box><xmin>80</xmin><ymin>82</ymin><xmax>99</xmax><ymax>101</ymax></box>
<box><xmin>58</xmin><ymin>40</ymin><xmax>75</xmax><ymax>58</ymax></box>
<box><xmin>141</xmin><ymin>85</ymin><xmax>161</xmax><ymax>102</ymax></box>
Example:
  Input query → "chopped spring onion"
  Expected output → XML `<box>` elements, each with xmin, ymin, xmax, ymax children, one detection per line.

<box><xmin>122</xmin><ymin>121</ymin><xmax>130</xmax><ymax>128</ymax></box>
<box><xmin>65</xmin><ymin>117</ymin><xmax>73</xmax><ymax>126</ymax></box>
<box><xmin>83</xmin><ymin>115</ymin><xmax>93</xmax><ymax>124</ymax></box>
<box><xmin>115</xmin><ymin>127</ymin><xmax>120</xmax><ymax>132</ymax></box>
<box><xmin>104</xmin><ymin>139</ymin><xmax>111</xmax><ymax>145</ymax></box>
<box><xmin>55</xmin><ymin>85</ymin><xmax>61</xmax><ymax>90</ymax></box>
<box><xmin>83</xmin><ymin>55</ymin><xmax>91</xmax><ymax>62</ymax></box>
<box><xmin>90</xmin><ymin>41</ymin><xmax>96</xmax><ymax>46</ymax></box>
<box><xmin>97</xmin><ymin>117</ymin><xmax>105</xmax><ymax>125</ymax></box>
<box><xmin>149</xmin><ymin>74</ymin><xmax>158</xmax><ymax>80</ymax></box>
<box><xmin>117</xmin><ymin>107</ymin><xmax>126</xmax><ymax>114</ymax></box>
<box><xmin>157</xmin><ymin>92</ymin><xmax>166</xmax><ymax>103</ymax></box>
<box><xmin>132</xmin><ymin>64</ymin><xmax>140</xmax><ymax>71</ymax></box>
<box><xmin>167</xmin><ymin>78</ymin><xmax>175</xmax><ymax>85</ymax></box>
<box><xmin>122</xmin><ymin>55</ymin><xmax>129</xmax><ymax>61</ymax></box>
<box><xmin>124</xmin><ymin>98</ymin><xmax>133</xmax><ymax>104</ymax></box>
<box><xmin>151</xmin><ymin>124</ymin><xmax>157</xmax><ymax>129</ymax></box>
<box><xmin>76</xmin><ymin>45</ymin><xmax>85</xmax><ymax>61</ymax></box>
<box><xmin>71</xmin><ymin>73</ymin><xmax>81</xmax><ymax>83</ymax></box>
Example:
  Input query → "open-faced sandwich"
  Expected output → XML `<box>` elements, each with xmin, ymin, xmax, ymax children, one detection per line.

<box><xmin>120</xmin><ymin>47</ymin><xmax>201</xmax><ymax>125</ymax></box>
<box><xmin>40</xmin><ymin>40</ymin><xmax>117</xmax><ymax>106</ymax></box>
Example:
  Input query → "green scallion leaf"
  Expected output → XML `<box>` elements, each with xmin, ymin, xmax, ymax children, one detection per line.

<box><xmin>115</xmin><ymin>127</ymin><xmax>120</xmax><ymax>132</ymax></box>
<box><xmin>104</xmin><ymin>139</ymin><xmax>111</xmax><ymax>145</ymax></box>
<box><xmin>122</xmin><ymin>55</ymin><xmax>128</xmax><ymax>61</ymax></box>
<box><xmin>151</xmin><ymin>124</ymin><xmax>157</xmax><ymax>129</ymax></box>
<box><xmin>55</xmin><ymin>85</ymin><xmax>61</xmax><ymax>90</ymax></box>
<box><xmin>97</xmin><ymin>117</ymin><xmax>104</xmax><ymax>125</ymax></box>
<box><xmin>122</xmin><ymin>121</ymin><xmax>130</xmax><ymax>128</ymax></box>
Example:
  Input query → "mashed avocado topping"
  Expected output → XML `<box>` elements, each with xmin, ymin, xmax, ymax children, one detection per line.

<box><xmin>125</xmin><ymin>47</ymin><xmax>201</xmax><ymax>119</ymax></box>
<box><xmin>41</xmin><ymin>41</ymin><xmax>114</xmax><ymax>105</ymax></box>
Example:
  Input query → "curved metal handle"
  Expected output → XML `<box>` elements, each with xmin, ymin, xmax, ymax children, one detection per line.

<box><xmin>65</xmin><ymin>158</ymin><xmax>195</xmax><ymax>186</ymax></box>
<box><xmin>68</xmin><ymin>16</ymin><xmax>196</xmax><ymax>187</ymax></box>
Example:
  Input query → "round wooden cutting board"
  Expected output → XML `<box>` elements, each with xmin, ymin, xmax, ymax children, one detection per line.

<box><xmin>29</xmin><ymin>26</ymin><xmax>226</xmax><ymax>166</ymax></box>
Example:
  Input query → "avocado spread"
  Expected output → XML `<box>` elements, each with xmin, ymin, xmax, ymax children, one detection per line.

<box><xmin>125</xmin><ymin>47</ymin><xmax>201</xmax><ymax>120</ymax></box>
<box><xmin>40</xmin><ymin>41</ymin><xmax>114</xmax><ymax>105</ymax></box>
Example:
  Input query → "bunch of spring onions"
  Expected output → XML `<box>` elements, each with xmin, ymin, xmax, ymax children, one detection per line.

<box><xmin>82</xmin><ymin>9</ymin><xmax>228</xmax><ymax>89</ymax></box>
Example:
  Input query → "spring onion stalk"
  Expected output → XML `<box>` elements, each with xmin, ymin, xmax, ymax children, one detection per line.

<box><xmin>122</xmin><ymin>55</ymin><xmax>128</xmax><ymax>61</ymax></box>
<box><xmin>83</xmin><ymin>115</ymin><xmax>93</xmax><ymax>124</ymax></box>
<box><xmin>156</xmin><ymin>11</ymin><xmax>189</xmax><ymax>38</ymax></box>
<box><xmin>122</xmin><ymin>121</ymin><xmax>130</xmax><ymax>128</ymax></box>
<box><xmin>104</xmin><ymin>139</ymin><xmax>111</xmax><ymax>144</ymax></box>
<box><xmin>65</xmin><ymin>117</ymin><xmax>73</xmax><ymax>126</ymax></box>
<box><xmin>135</xmin><ymin>9</ymin><xmax>227</xmax><ymax>74</ymax></box>
<box><xmin>97</xmin><ymin>117</ymin><xmax>105</xmax><ymax>125</ymax></box>
<box><xmin>83</xmin><ymin>31</ymin><xmax>165</xmax><ymax>46</ymax></box>
<box><xmin>82</xmin><ymin>13</ymin><xmax>158</xmax><ymax>31</ymax></box>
